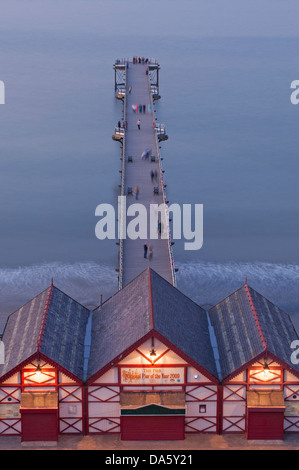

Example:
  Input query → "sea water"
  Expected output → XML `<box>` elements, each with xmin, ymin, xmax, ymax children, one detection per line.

<box><xmin>0</xmin><ymin>0</ymin><xmax>299</xmax><ymax>330</ymax></box>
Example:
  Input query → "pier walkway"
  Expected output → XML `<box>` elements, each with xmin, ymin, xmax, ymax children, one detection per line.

<box><xmin>113</xmin><ymin>59</ymin><xmax>176</xmax><ymax>289</ymax></box>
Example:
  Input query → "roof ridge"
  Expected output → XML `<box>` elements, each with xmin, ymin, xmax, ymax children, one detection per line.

<box><xmin>244</xmin><ymin>283</ymin><xmax>268</xmax><ymax>350</ymax></box>
<box><xmin>52</xmin><ymin>284</ymin><xmax>90</xmax><ymax>312</ymax></box>
<box><xmin>92</xmin><ymin>268</ymin><xmax>149</xmax><ymax>312</ymax></box>
<box><xmin>2</xmin><ymin>286</ymin><xmax>52</xmax><ymax>333</ymax></box>
<box><xmin>148</xmin><ymin>267</ymin><xmax>154</xmax><ymax>329</ymax></box>
<box><xmin>149</xmin><ymin>267</ymin><xmax>206</xmax><ymax>312</ymax></box>
<box><xmin>37</xmin><ymin>283</ymin><xmax>54</xmax><ymax>352</ymax></box>
<box><xmin>247</xmin><ymin>283</ymin><xmax>295</xmax><ymax>320</ymax></box>
<box><xmin>208</xmin><ymin>284</ymin><xmax>246</xmax><ymax>311</ymax></box>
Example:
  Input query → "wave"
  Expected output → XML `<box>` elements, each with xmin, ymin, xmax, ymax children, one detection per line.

<box><xmin>0</xmin><ymin>262</ymin><xmax>118</xmax><ymax>324</ymax></box>
<box><xmin>175</xmin><ymin>260</ymin><xmax>299</xmax><ymax>315</ymax></box>
<box><xmin>0</xmin><ymin>260</ymin><xmax>299</xmax><ymax>330</ymax></box>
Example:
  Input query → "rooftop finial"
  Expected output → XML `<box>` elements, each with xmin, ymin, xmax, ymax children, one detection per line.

<box><xmin>245</xmin><ymin>276</ymin><xmax>247</xmax><ymax>285</ymax></box>
<box><xmin>51</xmin><ymin>277</ymin><xmax>54</xmax><ymax>286</ymax></box>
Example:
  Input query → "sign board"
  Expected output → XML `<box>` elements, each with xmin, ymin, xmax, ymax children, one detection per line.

<box><xmin>20</xmin><ymin>392</ymin><xmax>58</xmax><ymax>409</ymax></box>
<box><xmin>285</xmin><ymin>401</ymin><xmax>299</xmax><ymax>417</ymax></box>
<box><xmin>0</xmin><ymin>403</ymin><xmax>20</xmax><ymax>419</ymax></box>
<box><xmin>120</xmin><ymin>367</ymin><xmax>184</xmax><ymax>385</ymax></box>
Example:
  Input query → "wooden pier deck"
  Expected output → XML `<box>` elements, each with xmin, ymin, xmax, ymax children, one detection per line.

<box><xmin>114</xmin><ymin>59</ymin><xmax>176</xmax><ymax>289</ymax></box>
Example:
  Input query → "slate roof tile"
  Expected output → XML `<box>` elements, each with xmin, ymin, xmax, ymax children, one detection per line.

<box><xmin>87</xmin><ymin>268</ymin><xmax>218</xmax><ymax>381</ymax></box>
<box><xmin>209</xmin><ymin>283</ymin><xmax>299</xmax><ymax>379</ymax></box>
<box><xmin>0</xmin><ymin>285</ymin><xmax>90</xmax><ymax>381</ymax></box>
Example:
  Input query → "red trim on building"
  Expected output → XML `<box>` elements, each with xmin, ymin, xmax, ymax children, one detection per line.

<box><xmin>223</xmin><ymin>350</ymin><xmax>299</xmax><ymax>383</ymax></box>
<box><xmin>87</xmin><ymin>330</ymin><xmax>219</xmax><ymax>386</ymax></box>
<box><xmin>244</xmin><ymin>282</ymin><xmax>267</xmax><ymax>350</ymax></box>
<box><xmin>148</xmin><ymin>267</ymin><xmax>154</xmax><ymax>330</ymax></box>
<box><xmin>0</xmin><ymin>352</ymin><xmax>83</xmax><ymax>388</ymax></box>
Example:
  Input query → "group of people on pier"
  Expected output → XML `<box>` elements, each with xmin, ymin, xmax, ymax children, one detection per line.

<box><xmin>132</xmin><ymin>56</ymin><xmax>149</xmax><ymax>64</ymax></box>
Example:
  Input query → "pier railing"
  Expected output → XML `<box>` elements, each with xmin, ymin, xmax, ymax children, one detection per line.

<box><xmin>115</xmin><ymin>58</ymin><xmax>159</xmax><ymax>66</ymax></box>
<box><xmin>155</xmin><ymin>123</ymin><xmax>168</xmax><ymax>140</ymax></box>
<box><xmin>118</xmin><ymin>71</ymin><xmax>127</xmax><ymax>290</ymax></box>
<box><xmin>147</xmin><ymin>72</ymin><xmax>176</xmax><ymax>287</ymax></box>
<box><xmin>114</xmin><ymin>127</ymin><xmax>125</xmax><ymax>137</ymax></box>
<box><xmin>115</xmin><ymin>59</ymin><xmax>175</xmax><ymax>288</ymax></box>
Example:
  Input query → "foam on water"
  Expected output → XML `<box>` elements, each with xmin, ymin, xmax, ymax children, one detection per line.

<box><xmin>1</xmin><ymin>260</ymin><xmax>299</xmax><ymax>332</ymax></box>
<box><xmin>176</xmin><ymin>260</ymin><xmax>299</xmax><ymax>311</ymax></box>
<box><xmin>0</xmin><ymin>262</ymin><xmax>118</xmax><ymax>330</ymax></box>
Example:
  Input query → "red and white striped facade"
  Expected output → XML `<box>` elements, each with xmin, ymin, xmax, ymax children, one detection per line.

<box><xmin>1</xmin><ymin>345</ymin><xmax>299</xmax><ymax>439</ymax></box>
<box><xmin>0</xmin><ymin>356</ymin><xmax>85</xmax><ymax>437</ymax></box>
<box><xmin>220</xmin><ymin>356</ymin><xmax>299</xmax><ymax>434</ymax></box>
<box><xmin>1</xmin><ymin>275</ymin><xmax>299</xmax><ymax>441</ymax></box>
<box><xmin>86</xmin><ymin>336</ymin><xmax>219</xmax><ymax>435</ymax></box>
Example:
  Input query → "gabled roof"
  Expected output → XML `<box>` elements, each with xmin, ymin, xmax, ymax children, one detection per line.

<box><xmin>87</xmin><ymin>268</ymin><xmax>218</xmax><ymax>382</ymax></box>
<box><xmin>0</xmin><ymin>282</ymin><xmax>90</xmax><ymax>382</ymax></box>
<box><xmin>208</xmin><ymin>281</ymin><xmax>299</xmax><ymax>380</ymax></box>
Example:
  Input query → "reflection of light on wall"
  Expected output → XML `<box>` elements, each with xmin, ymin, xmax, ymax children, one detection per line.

<box><xmin>149</xmin><ymin>346</ymin><xmax>157</xmax><ymax>364</ymax></box>
<box><xmin>263</xmin><ymin>362</ymin><xmax>270</xmax><ymax>379</ymax></box>
<box><xmin>35</xmin><ymin>361</ymin><xmax>42</xmax><ymax>380</ymax></box>
<box><xmin>149</xmin><ymin>338</ymin><xmax>156</xmax><ymax>364</ymax></box>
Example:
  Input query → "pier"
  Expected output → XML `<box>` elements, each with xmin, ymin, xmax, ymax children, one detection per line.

<box><xmin>0</xmin><ymin>58</ymin><xmax>298</xmax><ymax>446</ymax></box>
<box><xmin>113</xmin><ymin>58</ymin><xmax>175</xmax><ymax>289</ymax></box>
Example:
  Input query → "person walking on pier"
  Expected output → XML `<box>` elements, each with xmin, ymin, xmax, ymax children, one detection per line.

<box><xmin>144</xmin><ymin>243</ymin><xmax>148</xmax><ymax>259</ymax></box>
<box><xmin>135</xmin><ymin>185</ymin><xmax>139</xmax><ymax>200</ymax></box>
<box><xmin>137</xmin><ymin>119</ymin><xmax>141</xmax><ymax>130</ymax></box>
<box><xmin>157</xmin><ymin>220</ymin><xmax>162</xmax><ymax>237</ymax></box>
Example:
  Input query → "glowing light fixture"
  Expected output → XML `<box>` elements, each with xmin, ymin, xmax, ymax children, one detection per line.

<box><xmin>150</xmin><ymin>346</ymin><xmax>156</xmax><ymax>358</ymax></box>
<box><xmin>149</xmin><ymin>342</ymin><xmax>157</xmax><ymax>364</ymax></box>
<box><xmin>263</xmin><ymin>362</ymin><xmax>270</xmax><ymax>378</ymax></box>
<box><xmin>149</xmin><ymin>337</ymin><xmax>157</xmax><ymax>364</ymax></box>
<box><xmin>35</xmin><ymin>361</ymin><xmax>42</xmax><ymax>378</ymax></box>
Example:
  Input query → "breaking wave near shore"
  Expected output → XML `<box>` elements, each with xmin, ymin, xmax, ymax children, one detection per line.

<box><xmin>175</xmin><ymin>261</ymin><xmax>299</xmax><ymax>314</ymax></box>
<box><xmin>0</xmin><ymin>260</ymin><xmax>299</xmax><ymax>329</ymax></box>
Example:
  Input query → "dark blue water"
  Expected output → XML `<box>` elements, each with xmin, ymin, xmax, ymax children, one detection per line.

<box><xmin>1</xmin><ymin>1</ymin><xmax>299</xmax><ymax>329</ymax></box>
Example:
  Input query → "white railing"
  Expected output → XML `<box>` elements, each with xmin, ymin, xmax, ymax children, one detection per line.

<box><xmin>116</xmin><ymin>87</ymin><xmax>126</xmax><ymax>98</ymax></box>
<box><xmin>115</xmin><ymin>59</ymin><xmax>175</xmax><ymax>287</ymax></box>
<box><xmin>114</xmin><ymin>58</ymin><xmax>130</xmax><ymax>66</ymax></box>
<box><xmin>118</xmin><ymin>72</ymin><xmax>127</xmax><ymax>290</ymax></box>
<box><xmin>114</xmin><ymin>127</ymin><xmax>125</xmax><ymax>136</ymax></box>
<box><xmin>155</xmin><ymin>123</ymin><xmax>167</xmax><ymax>137</ymax></box>
<box><xmin>146</xmin><ymin>72</ymin><xmax>176</xmax><ymax>287</ymax></box>
<box><xmin>115</xmin><ymin>58</ymin><xmax>159</xmax><ymax>66</ymax></box>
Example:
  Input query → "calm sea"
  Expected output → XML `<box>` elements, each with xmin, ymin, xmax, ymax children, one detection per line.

<box><xmin>0</xmin><ymin>1</ymin><xmax>299</xmax><ymax>330</ymax></box>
